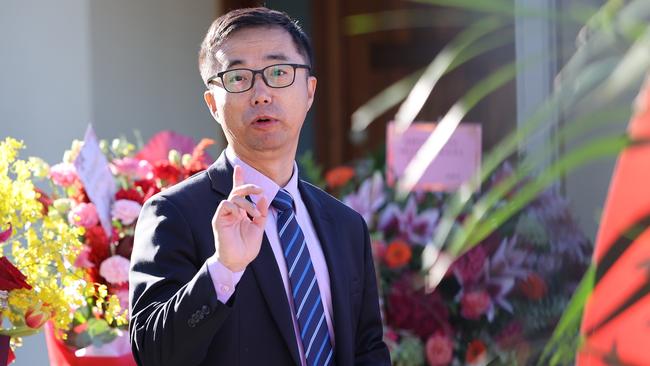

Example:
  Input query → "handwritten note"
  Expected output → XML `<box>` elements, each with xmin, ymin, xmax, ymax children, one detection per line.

<box><xmin>386</xmin><ymin>122</ymin><xmax>482</xmax><ymax>192</ymax></box>
<box><xmin>74</xmin><ymin>125</ymin><xmax>116</xmax><ymax>237</ymax></box>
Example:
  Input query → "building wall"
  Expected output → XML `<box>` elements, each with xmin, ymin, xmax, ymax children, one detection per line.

<box><xmin>1</xmin><ymin>1</ymin><xmax>217</xmax><ymax>364</ymax></box>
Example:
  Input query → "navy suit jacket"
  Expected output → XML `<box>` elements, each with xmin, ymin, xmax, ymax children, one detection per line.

<box><xmin>129</xmin><ymin>151</ymin><xmax>390</xmax><ymax>366</ymax></box>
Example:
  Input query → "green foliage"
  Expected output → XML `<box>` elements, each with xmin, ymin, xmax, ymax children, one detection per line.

<box><xmin>297</xmin><ymin>151</ymin><xmax>325</xmax><ymax>188</ymax></box>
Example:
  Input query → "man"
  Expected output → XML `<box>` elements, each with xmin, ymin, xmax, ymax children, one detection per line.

<box><xmin>129</xmin><ymin>7</ymin><xmax>390</xmax><ymax>366</ymax></box>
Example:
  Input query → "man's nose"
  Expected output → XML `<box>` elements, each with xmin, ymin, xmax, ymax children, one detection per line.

<box><xmin>250</xmin><ymin>74</ymin><xmax>271</xmax><ymax>105</ymax></box>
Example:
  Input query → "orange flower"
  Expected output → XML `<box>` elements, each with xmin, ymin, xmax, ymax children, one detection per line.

<box><xmin>384</xmin><ymin>240</ymin><xmax>412</xmax><ymax>269</ymax></box>
<box><xmin>325</xmin><ymin>166</ymin><xmax>355</xmax><ymax>189</ymax></box>
<box><xmin>465</xmin><ymin>340</ymin><xmax>487</xmax><ymax>364</ymax></box>
<box><xmin>518</xmin><ymin>273</ymin><xmax>548</xmax><ymax>300</ymax></box>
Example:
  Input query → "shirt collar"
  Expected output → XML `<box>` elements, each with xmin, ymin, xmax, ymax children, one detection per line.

<box><xmin>225</xmin><ymin>146</ymin><xmax>300</xmax><ymax>211</ymax></box>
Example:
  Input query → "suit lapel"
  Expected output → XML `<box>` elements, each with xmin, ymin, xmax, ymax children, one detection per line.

<box><xmin>207</xmin><ymin>152</ymin><xmax>301</xmax><ymax>366</ymax></box>
<box><xmin>298</xmin><ymin>181</ymin><xmax>352</xmax><ymax>366</ymax></box>
<box><xmin>250</xmin><ymin>238</ymin><xmax>301</xmax><ymax>366</ymax></box>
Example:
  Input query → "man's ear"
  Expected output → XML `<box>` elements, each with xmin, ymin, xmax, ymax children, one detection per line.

<box><xmin>306</xmin><ymin>76</ymin><xmax>317</xmax><ymax>111</ymax></box>
<box><xmin>203</xmin><ymin>90</ymin><xmax>220</xmax><ymax>122</ymax></box>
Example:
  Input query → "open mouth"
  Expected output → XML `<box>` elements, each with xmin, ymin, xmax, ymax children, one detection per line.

<box><xmin>252</xmin><ymin>116</ymin><xmax>278</xmax><ymax>126</ymax></box>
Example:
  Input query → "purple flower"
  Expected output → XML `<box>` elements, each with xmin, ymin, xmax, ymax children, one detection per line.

<box><xmin>343</xmin><ymin>172</ymin><xmax>386</xmax><ymax>227</ymax></box>
<box><xmin>378</xmin><ymin>196</ymin><xmax>439</xmax><ymax>245</ymax></box>
<box><xmin>455</xmin><ymin>237</ymin><xmax>528</xmax><ymax>322</ymax></box>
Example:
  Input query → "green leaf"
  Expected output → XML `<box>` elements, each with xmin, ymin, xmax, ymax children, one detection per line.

<box><xmin>87</xmin><ymin>318</ymin><xmax>118</xmax><ymax>346</ymax></box>
<box><xmin>538</xmin><ymin>264</ymin><xmax>595</xmax><ymax>366</ymax></box>
<box><xmin>462</xmin><ymin>135</ymin><xmax>635</xmax><ymax>251</ymax></box>
<box><xmin>350</xmin><ymin>18</ymin><xmax>511</xmax><ymax>137</ymax></box>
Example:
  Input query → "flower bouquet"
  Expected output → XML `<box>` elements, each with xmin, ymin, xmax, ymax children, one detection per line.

<box><xmin>44</xmin><ymin>129</ymin><xmax>214</xmax><ymax>365</ymax></box>
<box><xmin>0</xmin><ymin>137</ymin><xmax>93</xmax><ymax>365</ymax></box>
<box><xmin>323</xmin><ymin>160</ymin><xmax>592</xmax><ymax>365</ymax></box>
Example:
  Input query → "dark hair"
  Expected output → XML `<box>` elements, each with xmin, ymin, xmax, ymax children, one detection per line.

<box><xmin>198</xmin><ymin>7</ymin><xmax>313</xmax><ymax>86</ymax></box>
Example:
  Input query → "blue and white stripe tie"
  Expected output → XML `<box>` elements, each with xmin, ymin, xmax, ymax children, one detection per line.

<box><xmin>272</xmin><ymin>189</ymin><xmax>334</xmax><ymax>366</ymax></box>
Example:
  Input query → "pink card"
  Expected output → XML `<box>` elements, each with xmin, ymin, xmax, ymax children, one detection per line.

<box><xmin>386</xmin><ymin>122</ymin><xmax>482</xmax><ymax>192</ymax></box>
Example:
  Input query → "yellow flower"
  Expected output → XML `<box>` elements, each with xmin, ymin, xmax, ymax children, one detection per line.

<box><xmin>0</xmin><ymin>138</ymin><xmax>89</xmax><ymax>335</ymax></box>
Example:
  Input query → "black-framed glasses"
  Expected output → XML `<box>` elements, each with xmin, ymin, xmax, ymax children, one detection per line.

<box><xmin>207</xmin><ymin>63</ymin><xmax>311</xmax><ymax>93</ymax></box>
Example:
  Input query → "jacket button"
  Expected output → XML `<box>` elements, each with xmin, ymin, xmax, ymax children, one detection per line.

<box><xmin>201</xmin><ymin>305</ymin><xmax>210</xmax><ymax>315</ymax></box>
<box><xmin>187</xmin><ymin>319</ymin><xmax>196</xmax><ymax>328</ymax></box>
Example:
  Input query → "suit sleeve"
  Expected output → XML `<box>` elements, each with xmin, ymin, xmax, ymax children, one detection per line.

<box><xmin>355</xmin><ymin>217</ymin><xmax>392</xmax><ymax>365</ymax></box>
<box><xmin>129</xmin><ymin>194</ymin><xmax>232</xmax><ymax>366</ymax></box>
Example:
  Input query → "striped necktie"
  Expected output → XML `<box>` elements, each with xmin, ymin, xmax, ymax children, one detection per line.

<box><xmin>272</xmin><ymin>189</ymin><xmax>334</xmax><ymax>366</ymax></box>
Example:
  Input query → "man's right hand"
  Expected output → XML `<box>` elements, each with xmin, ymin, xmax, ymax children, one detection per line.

<box><xmin>211</xmin><ymin>165</ymin><xmax>269</xmax><ymax>272</ymax></box>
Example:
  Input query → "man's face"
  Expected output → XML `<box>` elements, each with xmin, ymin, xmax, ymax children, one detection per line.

<box><xmin>204</xmin><ymin>26</ymin><xmax>317</xmax><ymax>160</ymax></box>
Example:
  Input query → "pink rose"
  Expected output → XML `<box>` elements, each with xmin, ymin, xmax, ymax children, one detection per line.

<box><xmin>460</xmin><ymin>290</ymin><xmax>491</xmax><ymax>320</ymax></box>
<box><xmin>99</xmin><ymin>255</ymin><xmax>130</xmax><ymax>285</ymax></box>
<box><xmin>111</xmin><ymin>199</ymin><xmax>142</xmax><ymax>225</ymax></box>
<box><xmin>426</xmin><ymin>334</ymin><xmax>453</xmax><ymax>366</ymax></box>
<box><xmin>49</xmin><ymin>163</ymin><xmax>78</xmax><ymax>187</ymax></box>
<box><xmin>68</xmin><ymin>202</ymin><xmax>99</xmax><ymax>228</ymax></box>
<box><xmin>111</xmin><ymin>158</ymin><xmax>153</xmax><ymax>180</ymax></box>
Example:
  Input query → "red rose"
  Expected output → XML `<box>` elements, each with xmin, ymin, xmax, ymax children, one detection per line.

<box><xmin>0</xmin><ymin>256</ymin><xmax>31</xmax><ymax>291</ymax></box>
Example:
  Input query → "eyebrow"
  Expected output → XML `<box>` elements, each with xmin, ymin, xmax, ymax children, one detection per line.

<box><xmin>224</xmin><ymin>53</ymin><xmax>290</xmax><ymax>69</ymax></box>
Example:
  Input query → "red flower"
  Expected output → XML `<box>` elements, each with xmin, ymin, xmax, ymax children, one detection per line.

<box><xmin>384</xmin><ymin>240</ymin><xmax>412</xmax><ymax>269</ymax></box>
<box><xmin>460</xmin><ymin>290</ymin><xmax>491</xmax><ymax>320</ymax></box>
<box><xmin>0</xmin><ymin>256</ymin><xmax>31</xmax><ymax>291</ymax></box>
<box><xmin>451</xmin><ymin>245</ymin><xmax>487</xmax><ymax>285</ymax></box>
<box><xmin>69</xmin><ymin>180</ymin><xmax>90</xmax><ymax>203</ymax></box>
<box><xmin>153</xmin><ymin>161</ymin><xmax>181</xmax><ymax>185</ymax></box>
<box><xmin>34</xmin><ymin>188</ymin><xmax>52</xmax><ymax>215</ymax></box>
<box><xmin>386</xmin><ymin>273</ymin><xmax>452</xmax><ymax>338</ymax></box>
<box><xmin>426</xmin><ymin>333</ymin><xmax>453</xmax><ymax>366</ymax></box>
<box><xmin>25</xmin><ymin>304</ymin><xmax>52</xmax><ymax>329</ymax></box>
<box><xmin>465</xmin><ymin>340</ymin><xmax>487</xmax><ymax>364</ymax></box>
<box><xmin>0</xmin><ymin>223</ymin><xmax>11</xmax><ymax>244</ymax></box>
<box><xmin>134</xmin><ymin>179</ymin><xmax>160</xmax><ymax>202</ymax></box>
<box><xmin>84</xmin><ymin>226</ymin><xmax>110</xmax><ymax>267</ymax></box>
<box><xmin>325</xmin><ymin>166</ymin><xmax>355</xmax><ymax>189</ymax></box>
<box><xmin>116</xmin><ymin>187</ymin><xmax>145</xmax><ymax>205</ymax></box>
<box><xmin>518</xmin><ymin>273</ymin><xmax>548</xmax><ymax>300</ymax></box>
<box><xmin>183</xmin><ymin>138</ymin><xmax>215</xmax><ymax>177</ymax></box>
